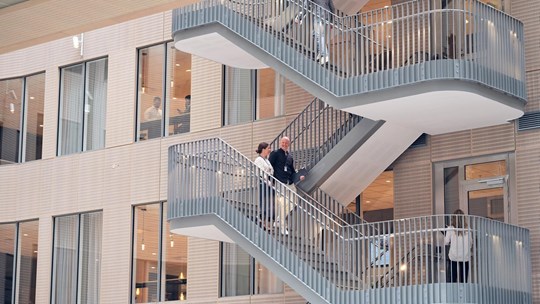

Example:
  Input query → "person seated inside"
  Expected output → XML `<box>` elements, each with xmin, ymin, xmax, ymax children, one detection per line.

<box><xmin>174</xmin><ymin>95</ymin><xmax>191</xmax><ymax>134</ymax></box>
<box><xmin>144</xmin><ymin>96</ymin><xmax>162</xmax><ymax>121</ymax></box>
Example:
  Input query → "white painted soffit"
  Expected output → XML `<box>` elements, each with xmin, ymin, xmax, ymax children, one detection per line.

<box><xmin>175</xmin><ymin>33</ymin><xmax>268</xmax><ymax>69</ymax></box>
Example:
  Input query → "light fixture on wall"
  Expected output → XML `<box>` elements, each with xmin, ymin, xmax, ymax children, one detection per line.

<box><xmin>170</xmin><ymin>234</ymin><xmax>174</xmax><ymax>248</ymax></box>
<box><xmin>141</xmin><ymin>207</ymin><xmax>146</xmax><ymax>251</ymax></box>
<box><xmin>72</xmin><ymin>33</ymin><xmax>84</xmax><ymax>57</ymax></box>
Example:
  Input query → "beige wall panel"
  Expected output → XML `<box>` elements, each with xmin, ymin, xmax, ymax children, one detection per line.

<box><xmin>394</xmin><ymin>142</ymin><xmax>431</xmax><ymax>164</ymax></box>
<box><xmin>0</xmin><ymin>165</ymin><xmax>18</xmax><ymax>221</ymax></box>
<box><xmin>284</xmin><ymin>79</ymin><xmax>313</xmax><ymax>115</ymax></box>
<box><xmin>35</xmin><ymin>217</ymin><xmax>53</xmax><ymax>304</ymax></box>
<box><xmin>104</xmin><ymin>145</ymin><xmax>134</xmax><ymax>205</ymax></box>
<box><xmin>252</xmin><ymin>294</ymin><xmax>286</xmax><ymax>303</ymax></box>
<box><xmin>187</xmin><ymin>238</ymin><xmax>220</xmax><ymax>301</ymax></box>
<box><xmin>524</xmin><ymin>70</ymin><xmax>540</xmax><ymax>112</ymax></box>
<box><xmin>284</xmin><ymin>285</ymin><xmax>306</xmax><ymax>303</ymax></box>
<box><xmin>516</xmin><ymin>129</ymin><xmax>540</xmax><ymax>148</ymax></box>
<box><xmin>218</xmin><ymin>296</ymin><xmax>251</xmax><ymax>303</ymax></box>
<box><xmin>191</xmin><ymin>56</ymin><xmax>223</xmax><ymax>133</ymax></box>
<box><xmin>515</xmin><ymin>146</ymin><xmax>540</xmax><ymax>303</ymax></box>
<box><xmin>251</xmin><ymin>117</ymin><xmax>289</xmax><ymax>158</ymax></box>
<box><xmin>50</xmin><ymin>155</ymin><xmax>80</xmax><ymax>214</ymax></box>
<box><xmin>431</xmin><ymin>129</ymin><xmax>472</xmax><ymax>161</ymax></box>
<box><xmin>106</xmin><ymin>48</ymin><xmax>137</xmax><ymax>148</ymax></box>
<box><xmin>130</xmin><ymin>140</ymin><xmax>162</xmax><ymax>204</ymax></box>
<box><xmin>76</xmin><ymin>149</ymin><xmax>106</xmax><ymax>210</ymax></box>
<box><xmin>0</xmin><ymin>44</ymin><xmax>48</xmax><ymax>78</ymax></box>
<box><xmin>471</xmin><ymin>123</ymin><xmax>516</xmax><ymax>155</ymax></box>
<box><xmin>511</xmin><ymin>0</ymin><xmax>540</xmax><ymax>72</ymax></box>
<box><xmin>15</xmin><ymin>161</ymin><xmax>44</xmax><ymax>219</ymax></box>
<box><xmin>100</xmin><ymin>204</ymin><xmax>133</xmax><ymax>303</ymax></box>
<box><xmin>393</xmin><ymin>161</ymin><xmax>432</xmax><ymax>219</ymax></box>
<box><xmin>221</xmin><ymin>123</ymin><xmax>255</xmax><ymax>156</ymax></box>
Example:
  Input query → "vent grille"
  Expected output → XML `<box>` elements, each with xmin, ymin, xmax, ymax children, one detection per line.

<box><xmin>518</xmin><ymin>112</ymin><xmax>540</xmax><ymax>131</ymax></box>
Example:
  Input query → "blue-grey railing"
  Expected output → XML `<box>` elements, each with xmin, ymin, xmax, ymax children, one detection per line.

<box><xmin>168</xmin><ymin>138</ymin><xmax>531</xmax><ymax>303</ymax></box>
<box><xmin>172</xmin><ymin>0</ymin><xmax>526</xmax><ymax>100</ymax></box>
<box><xmin>270</xmin><ymin>97</ymin><xmax>362</xmax><ymax>173</ymax></box>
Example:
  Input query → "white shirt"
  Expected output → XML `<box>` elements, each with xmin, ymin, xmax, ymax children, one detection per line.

<box><xmin>254</xmin><ymin>155</ymin><xmax>273</xmax><ymax>184</ymax></box>
<box><xmin>444</xmin><ymin>225</ymin><xmax>472</xmax><ymax>262</ymax></box>
<box><xmin>144</xmin><ymin>106</ymin><xmax>162</xmax><ymax>121</ymax></box>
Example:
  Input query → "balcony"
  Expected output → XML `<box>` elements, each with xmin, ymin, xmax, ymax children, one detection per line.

<box><xmin>172</xmin><ymin>0</ymin><xmax>526</xmax><ymax>134</ymax></box>
<box><xmin>167</xmin><ymin>138</ymin><xmax>532</xmax><ymax>304</ymax></box>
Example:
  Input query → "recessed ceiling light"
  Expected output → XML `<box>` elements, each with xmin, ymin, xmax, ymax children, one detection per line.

<box><xmin>175</xmin><ymin>63</ymin><xmax>180</xmax><ymax>67</ymax></box>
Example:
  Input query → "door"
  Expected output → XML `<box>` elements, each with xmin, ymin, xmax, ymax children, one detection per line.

<box><xmin>460</xmin><ymin>176</ymin><xmax>508</xmax><ymax>222</ymax></box>
<box><xmin>434</xmin><ymin>154</ymin><xmax>516</xmax><ymax>224</ymax></box>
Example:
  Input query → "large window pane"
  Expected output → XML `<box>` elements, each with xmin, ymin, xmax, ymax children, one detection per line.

<box><xmin>0</xmin><ymin>223</ymin><xmax>15</xmax><ymax>304</ymax></box>
<box><xmin>78</xmin><ymin>212</ymin><xmax>103</xmax><ymax>304</ymax></box>
<box><xmin>254</xmin><ymin>262</ymin><xmax>283</xmax><ymax>294</ymax></box>
<box><xmin>24</xmin><ymin>74</ymin><xmax>44</xmax><ymax>162</ymax></box>
<box><xmin>224</xmin><ymin>67</ymin><xmax>253</xmax><ymax>125</ymax></box>
<box><xmin>16</xmin><ymin>221</ymin><xmax>38</xmax><ymax>304</ymax></box>
<box><xmin>52</xmin><ymin>212</ymin><xmax>102</xmax><ymax>304</ymax></box>
<box><xmin>138</xmin><ymin>45</ymin><xmax>164</xmax><ymax>141</ymax></box>
<box><xmin>0</xmin><ymin>78</ymin><xmax>23</xmax><ymax>165</ymax></box>
<box><xmin>52</xmin><ymin>215</ymin><xmax>79</xmax><ymax>304</ymax></box>
<box><xmin>166</xmin><ymin>44</ymin><xmax>192</xmax><ymax>136</ymax></box>
<box><xmin>133</xmin><ymin>204</ymin><xmax>160</xmax><ymax>303</ymax></box>
<box><xmin>84</xmin><ymin>59</ymin><xmax>108</xmax><ymax>151</ymax></box>
<box><xmin>221</xmin><ymin>243</ymin><xmax>251</xmax><ymax>297</ymax></box>
<box><xmin>162</xmin><ymin>202</ymin><xmax>188</xmax><ymax>301</ymax></box>
<box><xmin>257</xmin><ymin>69</ymin><xmax>284</xmax><ymax>120</ymax></box>
<box><xmin>59</xmin><ymin>64</ymin><xmax>84</xmax><ymax>155</ymax></box>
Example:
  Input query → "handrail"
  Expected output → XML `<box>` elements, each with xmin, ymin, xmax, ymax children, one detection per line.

<box><xmin>270</xmin><ymin>97</ymin><xmax>362</xmax><ymax>172</ymax></box>
<box><xmin>168</xmin><ymin>138</ymin><xmax>532</xmax><ymax>303</ymax></box>
<box><xmin>172</xmin><ymin>0</ymin><xmax>526</xmax><ymax>100</ymax></box>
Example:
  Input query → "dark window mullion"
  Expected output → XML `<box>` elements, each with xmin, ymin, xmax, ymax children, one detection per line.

<box><xmin>19</xmin><ymin>78</ymin><xmax>28</xmax><ymax>163</ymax></box>
<box><xmin>12</xmin><ymin>223</ymin><xmax>20</xmax><ymax>303</ymax></box>
<box><xmin>158</xmin><ymin>202</ymin><xmax>164</xmax><ymax>301</ymax></box>
<box><xmin>81</xmin><ymin>63</ymin><xmax>88</xmax><ymax>152</ymax></box>
<box><xmin>253</xmin><ymin>70</ymin><xmax>257</xmax><ymax>121</ymax></box>
<box><xmin>161</xmin><ymin>43</ymin><xmax>168</xmax><ymax>138</ymax></box>
<box><xmin>75</xmin><ymin>214</ymin><xmax>82</xmax><ymax>303</ymax></box>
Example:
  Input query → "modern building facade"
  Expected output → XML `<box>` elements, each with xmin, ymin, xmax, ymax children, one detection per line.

<box><xmin>0</xmin><ymin>0</ymin><xmax>538</xmax><ymax>303</ymax></box>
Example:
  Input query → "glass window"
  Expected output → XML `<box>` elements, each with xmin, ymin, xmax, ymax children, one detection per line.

<box><xmin>0</xmin><ymin>223</ymin><xmax>15</xmax><ymax>304</ymax></box>
<box><xmin>138</xmin><ymin>45</ymin><xmax>164</xmax><ymax>141</ymax></box>
<box><xmin>58</xmin><ymin>58</ymin><xmax>108</xmax><ymax>156</ymax></box>
<box><xmin>224</xmin><ymin>67</ymin><xmax>254</xmax><ymax>126</ymax></box>
<box><xmin>257</xmin><ymin>68</ymin><xmax>284</xmax><ymax>120</ymax></box>
<box><xmin>221</xmin><ymin>243</ymin><xmax>251</xmax><ymax>297</ymax></box>
<box><xmin>465</xmin><ymin>160</ymin><xmax>506</xmax><ymax>180</ymax></box>
<box><xmin>23</xmin><ymin>74</ymin><xmax>45</xmax><ymax>162</ymax></box>
<box><xmin>223</xmin><ymin>67</ymin><xmax>285</xmax><ymax>126</ymax></box>
<box><xmin>16</xmin><ymin>221</ymin><xmax>39</xmax><ymax>304</ymax></box>
<box><xmin>166</xmin><ymin>42</ymin><xmax>191</xmax><ymax>136</ymax></box>
<box><xmin>137</xmin><ymin>43</ymin><xmax>193</xmax><ymax>141</ymax></box>
<box><xmin>162</xmin><ymin>202</ymin><xmax>188</xmax><ymax>301</ymax></box>
<box><xmin>132</xmin><ymin>202</ymin><xmax>189</xmax><ymax>303</ymax></box>
<box><xmin>51</xmin><ymin>212</ymin><xmax>103</xmax><ymax>304</ymax></box>
<box><xmin>220</xmin><ymin>243</ymin><xmax>283</xmax><ymax>297</ymax></box>
<box><xmin>0</xmin><ymin>78</ymin><xmax>23</xmax><ymax>165</ymax></box>
<box><xmin>361</xmin><ymin>170</ymin><xmax>394</xmax><ymax>223</ymax></box>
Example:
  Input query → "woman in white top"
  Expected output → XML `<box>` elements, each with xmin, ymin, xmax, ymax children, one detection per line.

<box><xmin>445</xmin><ymin>209</ymin><xmax>472</xmax><ymax>283</ymax></box>
<box><xmin>254</xmin><ymin>142</ymin><xmax>275</xmax><ymax>227</ymax></box>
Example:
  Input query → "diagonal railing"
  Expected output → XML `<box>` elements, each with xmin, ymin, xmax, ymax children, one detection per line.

<box><xmin>168</xmin><ymin>138</ymin><xmax>532</xmax><ymax>304</ymax></box>
<box><xmin>172</xmin><ymin>0</ymin><xmax>526</xmax><ymax>100</ymax></box>
<box><xmin>270</xmin><ymin>97</ymin><xmax>362</xmax><ymax>173</ymax></box>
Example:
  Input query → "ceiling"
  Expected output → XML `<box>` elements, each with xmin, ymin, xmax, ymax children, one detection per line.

<box><xmin>0</xmin><ymin>0</ymin><xmax>190</xmax><ymax>55</ymax></box>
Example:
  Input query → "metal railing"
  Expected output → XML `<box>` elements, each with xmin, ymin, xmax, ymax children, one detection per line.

<box><xmin>168</xmin><ymin>138</ymin><xmax>532</xmax><ymax>303</ymax></box>
<box><xmin>172</xmin><ymin>0</ymin><xmax>526</xmax><ymax>100</ymax></box>
<box><xmin>270</xmin><ymin>97</ymin><xmax>362</xmax><ymax>172</ymax></box>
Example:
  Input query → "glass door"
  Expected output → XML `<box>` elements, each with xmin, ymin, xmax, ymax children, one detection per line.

<box><xmin>460</xmin><ymin>178</ymin><xmax>508</xmax><ymax>222</ymax></box>
<box><xmin>434</xmin><ymin>154</ymin><xmax>516</xmax><ymax>224</ymax></box>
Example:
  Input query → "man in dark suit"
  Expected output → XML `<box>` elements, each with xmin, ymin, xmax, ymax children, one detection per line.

<box><xmin>269</xmin><ymin>136</ymin><xmax>305</xmax><ymax>234</ymax></box>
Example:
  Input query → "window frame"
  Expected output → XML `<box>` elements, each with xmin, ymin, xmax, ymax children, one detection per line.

<box><xmin>56</xmin><ymin>57</ymin><xmax>108</xmax><ymax>156</ymax></box>
<box><xmin>0</xmin><ymin>72</ymin><xmax>45</xmax><ymax>164</ymax></box>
